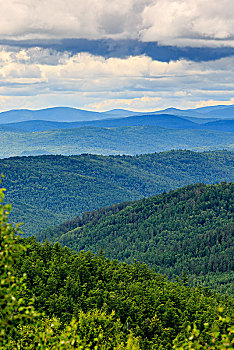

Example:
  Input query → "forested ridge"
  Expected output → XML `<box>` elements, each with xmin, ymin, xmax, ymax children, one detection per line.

<box><xmin>1</xmin><ymin>201</ymin><xmax>233</xmax><ymax>349</ymax></box>
<box><xmin>0</xmin><ymin>124</ymin><xmax>233</xmax><ymax>158</ymax></box>
<box><xmin>1</xmin><ymin>150</ymin><xmax>233</xmax><ymax>235</ymax></box>
<box><xmin>13</xmin><ymin>237</ymin><xmax>234</xmax><ymax>349</ymax></box>
<box><xmin>0</xmin><ymin>177</ymin><xmax>233</xmax><ymax>349</ymax></box>
<box><xmin>40</xmin><ymin>182</ymin><xmax>234</xmax><ymax>295</ymax></box>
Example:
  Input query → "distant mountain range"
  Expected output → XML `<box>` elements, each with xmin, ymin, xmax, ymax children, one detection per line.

<box><xmin>0</xmin><ymin>104</ymin><xmax>233</xmax><ymax>158</ymax></box>
<box><xmin>0</xmin><ymin>104</ymin><xmax>233</xmax><ymax>124</ymax></box>
<box><xmin>0</xmin><ymin>107</ymin><xmax>142</xmax><ymax>124</ymax></box>
<box><xmin>0</xmin><ymin>113</ymin><xmax>233</xmax><ymax>133</ymax></box>
<box><xmin>191</xmin><ymin>105</ymin><xmax>234</xmax><ymax>118</ymax></box>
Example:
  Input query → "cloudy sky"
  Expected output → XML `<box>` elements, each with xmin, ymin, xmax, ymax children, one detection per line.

<box><xmin>0</xmin><ymin>0</ymin><xmax>234</xmax><ymax>112</ymax></box>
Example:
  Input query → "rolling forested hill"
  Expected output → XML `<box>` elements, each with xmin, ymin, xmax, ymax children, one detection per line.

<box><xmin>2</xmin><ymin>214</ymin><xmax>233</xmax><ymax>349</ymax></box>
<box><xmin>40</xmin><ymin>182</ymin><xmax>234</xmax><ymax>295</ymax></box>
<box><xmin>0</xmin><ymin>125</ymin><xmax>233</xmax><ymax>158</ymax></box>
<box><xmin>1</xmin><ymin>150</ymin><xmax>233</xmax><ymax>235</ymax></box>
<box><xmin>1</xmin><ymin>167</ymin><xmax>234</xmax><ymax>349</ymax></box>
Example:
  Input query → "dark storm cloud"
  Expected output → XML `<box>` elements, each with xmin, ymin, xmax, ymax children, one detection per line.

<box><xmin>1</xmin><ymin>39</ymin><xmax>234</xmax><ymax>62</ymax></box>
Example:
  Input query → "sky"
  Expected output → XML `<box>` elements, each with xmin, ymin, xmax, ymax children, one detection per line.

<box><xmin>0</xmin><ymin>0</ymin><xmax>234</xmax><ymax>112</ymax></box>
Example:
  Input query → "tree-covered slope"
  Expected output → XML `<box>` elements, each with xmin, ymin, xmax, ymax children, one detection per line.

<box><xmin>13</xmin><ymin>236</ymin><xmax>234</xmax><ymax>349</ymax></box>
<box><xmin>0</xmin><ymin>125</ymin><xmax>233</xmax><ymax>158</ymax></box>
<box><xmin>1</xmin><ymin>177</ymin><xmax>233</xmax><ymax>349</ymax></box>
<box><xmin>42</xmin><ymin>182</ymin><xmax>234</xmax><ymax>294</ymax></box>
<box><xmin>1</xmin><ymin>150</ymin><xmax>233</xmax><ymax>235</ymax></box>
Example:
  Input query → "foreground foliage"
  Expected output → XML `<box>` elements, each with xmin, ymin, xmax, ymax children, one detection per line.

<box><xmin>13</xmin><ymin>238</ymin><xmax>234</xmax><ymax>348</ymax></box>
<box><xmin>1</xmin><ymin>184</ymin><xmax>233</xmax><ymax>349</ymax></box>
<box><xmin>1</xmin><ymin>184</ymin><xmax>140</xmax><ymax>349</ymax></box>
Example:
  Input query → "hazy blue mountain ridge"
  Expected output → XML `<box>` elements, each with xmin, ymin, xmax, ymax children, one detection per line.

<box><xmin>0</xmin><ymin>113</ymin><xmax>233</xmax><ymax>133</ymax></box>
<box><xmin>0</xmin><ymin>107</ymin><xmax>105</xmax><ymax>124</ymax></box>
<box><xmin>0</xmin><ymin>104</ymin><xmax>233</xmax><ymax>124</ymax></box>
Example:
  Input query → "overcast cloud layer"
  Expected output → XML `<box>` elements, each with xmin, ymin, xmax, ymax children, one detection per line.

<box><xmin>0</xmin><ymin>0</ymin><xmax>234</xmax><ymax>111</ymax></box>
<box><xmin>1</xmin><ymin>0</ymin><xmax>234</xmax><ymax>47</ymax></box>
<box><xmin>1</xmin><ymin>46</ymin><xmax>234</xmax><ymax>111</ymax></box>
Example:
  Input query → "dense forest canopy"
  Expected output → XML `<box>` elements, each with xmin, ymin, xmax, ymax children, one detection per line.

<box><xmin>1</xmin><ymin>190</ymin><xmax>233</xmax><ymax>349</ymax></box>
<box><xmin>13</xmin><ymin>235</ymin><xmax>234</xmax><ymax>349</ymax></box>
<box><xmin>0</xmin><ymin>124</ymin><xmax>233</xmax><ymax>158</ymax></box>
<box><xmin>1</xmin><ymin>149</ymin><xmax>233</xmax><ymax>348</ymax></box>
<box><xmin>1</xmin><ymin>150</ymin><xmax>233</xmax><ymax>235</ymax></box>
<box><xmin>40</xmin><ymin>182</ymin><xmax>234</xmax><ymax>295</ymax></box>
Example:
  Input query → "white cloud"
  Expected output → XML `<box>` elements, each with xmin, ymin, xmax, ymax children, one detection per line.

<box><xmin>141</xmin><ymin>0</ymin><xmax>234</xmax><ymax>46</ymax></box>
<box><xmin>0</xmin><ymin>0</ymin><xmax>147</xmax><ymax>40</ymax></box>
<box><xmin>86</xmin><ymin>96</ymin><xmax>162</xmax><ymax>111</ymax></box>
<box><xmin>1</xmin><ymin>0</ymin><xmax>234</xmax><ymax>47</ymax></box>
<box><xmin>0</xmin><ymin>46</ymin><xmax>234</xmax><ymax>111</ymax></box>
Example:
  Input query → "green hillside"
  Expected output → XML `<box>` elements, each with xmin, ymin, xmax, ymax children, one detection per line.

<box><xmin>1</xmin><ymin>171</ymin><xmax>233</xmax><ymax>350</ymax></box>
<box><xmin>1</xmin><ymin>150</ymin><xmax>233</xmax><ymax>235</ymax></box>
<box><xmin>3</xmin><ymin>230</ymin><xmax>233</xmax><ymax>349</ymax></box>
<box><xmin>42</xmin><ymin>182</ymin><xmax>234</xmax><ymax>295</ymax></box>
<box><xmin>0</xmin><ymin>125</ymin><xmax>233</xmax><ymax>158</ymax></box>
